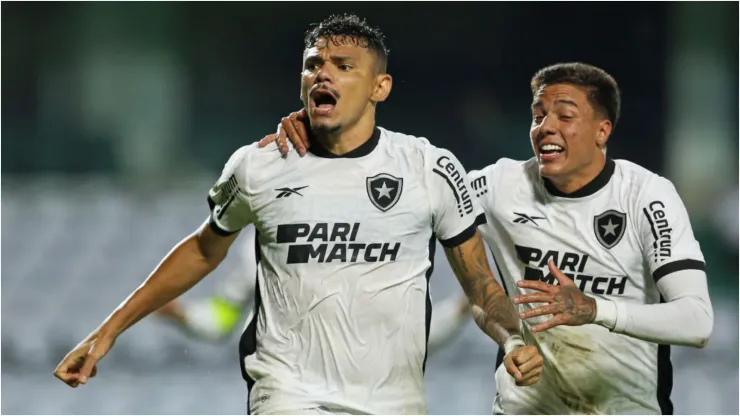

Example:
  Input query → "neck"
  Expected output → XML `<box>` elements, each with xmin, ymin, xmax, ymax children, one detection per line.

<box><xmin>548</xmin><ymin>153</ymin><xmax>607</xmax><ymax>194</ymax></box>
<box><xmin>314</xmin><ymin>110</ymin><xmax>376</xmax><ymax>156</ymax></box>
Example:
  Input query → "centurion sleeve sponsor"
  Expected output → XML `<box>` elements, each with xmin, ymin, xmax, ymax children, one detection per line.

<box><xmin>428</xmin><ymin>148</ymin><xmax>483</xmax><ymax>247</ymax></box>
<box><xmin>638</xmin><ymin>176</ymin><xmax>706</xmax><ymax>281</ymax></box>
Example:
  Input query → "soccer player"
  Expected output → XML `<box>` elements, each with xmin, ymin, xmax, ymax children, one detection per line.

<box><xmin>53</xmin><ymin>14</ymin><xmax>543</xmax><ymax>415</ymax></box>
<box><xmin>268</xmin><ymin>62</ymin><xmax>714</xmax><ymax>414</ymax></box>
<box><xmin>155</xmin><ymin>225</ymin><xmax>471</xmax><ymax>356</ymax></box>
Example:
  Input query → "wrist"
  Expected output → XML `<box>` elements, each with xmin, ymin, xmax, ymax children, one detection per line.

<box><xmin>593</xmin><ymin>297</ymin><xmax>618</xmax><ymax>330</ymax></box>
<box><xmin>503</xmin><ymin>334</ymin><xmax>526</xmax><ymax>354</ymax></box>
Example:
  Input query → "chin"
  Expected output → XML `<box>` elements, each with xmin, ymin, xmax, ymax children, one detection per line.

<box><xmin>310</xmin><ymin>121</ymin><xmax>342</xmax><ymax>136</ymax></box>
<box><xmin>538</xmin><ymin>161</ymin><xmax>564</xmax><ymax>178</ymax></box>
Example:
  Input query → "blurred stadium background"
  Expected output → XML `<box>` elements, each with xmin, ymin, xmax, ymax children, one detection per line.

<box><xmin>2</xmin><ymin>2</ymin><xmax>737</xmax><ymax>414</ymax></box>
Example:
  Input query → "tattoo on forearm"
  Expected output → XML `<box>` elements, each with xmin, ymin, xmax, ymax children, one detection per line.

<box><xmin>445</xmin><ymin>232</ymin><xmax>521</xmax><ymax>346</ymax></box>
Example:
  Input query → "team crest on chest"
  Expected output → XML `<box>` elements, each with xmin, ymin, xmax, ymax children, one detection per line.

<box><xmin>594</xmin><ymin>209</ymin><xmax>627</xmax><ymax>249</ymax></box>
<box><xmin>366</xmin><ymin>173</ymin><xmax>403</xmax><ymax>212</ymax></box>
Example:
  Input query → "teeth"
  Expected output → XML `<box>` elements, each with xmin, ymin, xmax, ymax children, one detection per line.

<box><xmin>540</xmin><ymin>144</ymin><xmax>564</xmax><ymax>152</ymax></box>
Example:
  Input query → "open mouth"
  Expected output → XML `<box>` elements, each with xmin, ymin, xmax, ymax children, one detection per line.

<box><xmin>311</xmin><ymin>90</ymin><xmax>338</xmax><ymax>115</ymax></box>
<box><xmin>539</xmin><ymin>143</ymin><xmax>565</xmax><ymax>161</ymax></box>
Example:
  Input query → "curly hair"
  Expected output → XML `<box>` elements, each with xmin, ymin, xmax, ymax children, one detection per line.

<box><xmin>531</xmin><ymin>63</ymin><xmax>621</xmax><ymax>129</ymax></box>
<box><xmin>304</xmin><ymin>14</ymin><xmax>390</xmax><ymax>72</ymax></box>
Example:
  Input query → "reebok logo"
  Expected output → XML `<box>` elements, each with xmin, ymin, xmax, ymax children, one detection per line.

<box><xmin>513</xmin><ymin>212</ymin><xmax>546</xmax><ymax>226</ymax></box>
<box><xmin>275</xmin><ymin>186</ymin><xmax>308</xmax><ymax>199</ymax></box>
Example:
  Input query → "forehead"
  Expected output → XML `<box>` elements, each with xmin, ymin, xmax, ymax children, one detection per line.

<box><xmin>533</xmin><ymin>83</ymin><xmax>590</xmax><ymax>105</ymax></box>
<box><xmin>303</xmin><ymin>36</ymin><xmax>372</xmax><ymax>60</ymax></box>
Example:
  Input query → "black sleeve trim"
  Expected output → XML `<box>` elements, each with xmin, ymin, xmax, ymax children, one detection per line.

<box><xmin>475</xmin><ymin>213</ymin><xmax>487</xmax><ymax>226</ymax></box>
<box><xmin>207</xmin><ymin>196</ymin><xmax>238</xmax><ymax>236</ymax></box>
<box><xmin>439</xmin><ymin>222</ymin><xmax>477</xmax><ymax>248</ymax></box>
<box><xmin>208</xmin><ymin>216</ymin><xmax>238</xmax><ymax>236</ymax></box>
<box><xmin>653</xmin><ymin>259</ymin><xmax>706</xmax><ymax>282</ymax></box>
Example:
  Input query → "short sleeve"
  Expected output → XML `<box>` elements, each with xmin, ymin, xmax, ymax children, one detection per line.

<box><xmin>637</xmin><ymin>176</ymin><xmax>706</xmax><ymax>282</ymax></box>
<box><xmin>427</xmin><ymin>147</ymin><xmax>483</xmax><ymax>247</ymax></box>
<box><xmin>207</xmin><ymin>146</ymin><xmax>254</xmax><ymax>235</ymax></box>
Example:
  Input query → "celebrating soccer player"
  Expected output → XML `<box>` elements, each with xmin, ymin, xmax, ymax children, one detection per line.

<box><xmin>53</xmin><ymin>14</ymin><xmax>543</xmax><ymax>415</ymax></box>
<box><xmin>270</xmin><ymin>62</ymin><xmax>714</xmax><ymax>414</ymax></box>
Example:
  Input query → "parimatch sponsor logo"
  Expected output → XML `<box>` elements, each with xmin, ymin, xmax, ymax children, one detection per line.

<box><xmin>515</xmin><ymin>244</ymin><xmax>628</xmax><ymax>295</ymax></box>
<box><xmin>277</xmin><ymin>222</ymin><xmax>401</xmax><ymax>264</ymax></box>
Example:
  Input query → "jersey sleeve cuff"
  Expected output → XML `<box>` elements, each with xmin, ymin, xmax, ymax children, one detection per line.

<box><xmin>475</xmin><ymin>213</ymin><xmax>487</xmax><ymax>226</ymax></box>
<box><xmin>593</xmin><ymin>297</ymin><xmax>618</xmax><ymax>331</ymax></box>
<box><xmin>652</xmin><ymin>259</ymin><xmax>706</xmax><ymax>282</ymax></box>
<box><xmin>207</xmin><ymin>195</ymin><xmax>241</xmax><ymax>236</ymax></box>
<box><xmin>438</xmin><ymin>222</ymin><xmax>477</xmax><ymax>248</ymax></box>
<box><xmin>208</xmin><ymin>216</ymin><xmax>239</xmax><ymax>236</ymax></box>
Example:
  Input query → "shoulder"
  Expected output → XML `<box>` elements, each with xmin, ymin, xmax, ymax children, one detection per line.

<box><xmin>469</xmin><ymin>157</ymin><xmax>537</xmax><ymax>188</ymax></box>
<box><xmin>221</xmin><ymin>141</ymin><xmax>284</xmax><ymax>169</ymax></box>
<box><xmin>226</xmin><ymin>140</ymin><xmax>303</xmax><ymax>188</ymax></box>
<box><xmin>379</xmin><ymin>126</ymin><xmax>434</xmax><ymax>158</ymax></box>
<box><xmin>378</xmin><ymin>127</ymin><xmax>465</xmax><ymax>172</ymax></box>
<box><xmin>614</xmin><ymin>159</ymin><xmax>678</xmax><ymax>205</ymax></box>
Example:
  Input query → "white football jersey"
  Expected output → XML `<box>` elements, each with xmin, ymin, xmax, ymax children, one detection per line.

<box><xmin>469</xmin><ymin>157</ymin><xmax>705</xmax><ymax>415</ymax></box>
<box><xmin>207</xmin><ymin>127</ymin><xmax>481</xmax><ymax>414</ymax></box>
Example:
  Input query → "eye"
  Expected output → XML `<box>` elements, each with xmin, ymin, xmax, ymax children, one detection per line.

<box><xmin>533</xmin><ymin>115</ymin><xmax>544</xmax><ymax>124</ymax></box>
<box><xmin>560</xmin><ymin>115</ymin><xmax>573</xmax><ymax>121</ymax></box>
<box><xmin>338</xmin><ymin>64</ymin><xmax>352</xmax><ymax>71</ymax></box>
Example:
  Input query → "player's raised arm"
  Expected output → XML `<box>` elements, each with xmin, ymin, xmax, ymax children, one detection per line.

<box><xmin>53</xmin><ymin>146</ymin><xmax>255</xmax><ymax>388</ymax></box>
<box><xmin>428</xmin><ymin>148</ymin><xmax>543</xmax><ymax>386</ymax></box>
<box><xmin>596</xmin><ymin>177</ymin><xmax>713</xmax><ymax>347</ymax></box>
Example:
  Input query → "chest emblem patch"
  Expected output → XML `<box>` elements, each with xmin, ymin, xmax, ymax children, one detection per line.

<box><xmin>366</xmin><ymin>173</ymin><xmax>403</xmax><ymax>212</ymax></box>
<box><xmin>594</xmin><ymin>209</ymin><xmax>627</xmax><ymax>249</ymax></box>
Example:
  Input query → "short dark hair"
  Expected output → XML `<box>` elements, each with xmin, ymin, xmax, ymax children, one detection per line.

<box><xmin>304</xmin><ymin>14</ymin><xmax>390</xmax><ymax>72</ymax></box>
<box><xmin>530</xmin><ymin>63</ymin><xmax>621</xmax><ymax>128</ymax></box>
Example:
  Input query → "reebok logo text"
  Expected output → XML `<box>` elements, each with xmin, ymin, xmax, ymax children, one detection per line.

<box><xmin>275</xmin><ymin>186</ymin><xmax>308</xmax><ymax>198</ymax></box>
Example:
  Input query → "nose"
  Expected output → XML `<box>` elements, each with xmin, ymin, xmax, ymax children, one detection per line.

<box><xmin>539</xmin><ymin>115</ymin><xmax>558</xmax><ymax>136</ymax></box>
<box><xmin>316</xmin><ymin>65</ymin><xmax>334</xmax><ymax>84</ymax></box>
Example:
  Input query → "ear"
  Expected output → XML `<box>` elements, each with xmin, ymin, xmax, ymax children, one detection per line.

<box><xmin>371</xmin><ymin>73</ymin><xmax>393</xmax><ymax>103</ymax></box>
<box><xmin>596</xmin><ymin>119</ymin><xmax>612</xmax><ymax>148</ymax></box>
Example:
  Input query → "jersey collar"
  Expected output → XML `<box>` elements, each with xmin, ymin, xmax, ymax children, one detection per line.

<box><xmin>543</xmin><ymin>158</ymin><xmax>615</xmax><ymax>198</ymax></box>
<box><xmin>308</xmin><ymin>127</ymin><xmax>381</xmax><ymax>159</ymax></box>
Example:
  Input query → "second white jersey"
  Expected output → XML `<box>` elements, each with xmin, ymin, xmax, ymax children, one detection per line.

<box><xmin>207</xmin><ymin>127</ymin><xmax>480</xmax><ymax>414</ymax></box>
<box><xmin>469</xmin><ymin>157</ymin><xmax>705</xmax><ymax>415</ymax></box>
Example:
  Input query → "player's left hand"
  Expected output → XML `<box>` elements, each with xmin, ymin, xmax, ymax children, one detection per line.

<box><xmin>512</xmin><ymin>259</ymin><xmax>597</xmax><ymax>332</ymax></box>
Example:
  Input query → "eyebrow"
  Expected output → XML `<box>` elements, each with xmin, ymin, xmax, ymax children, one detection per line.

<box><xmin>531</xmin><ymin>99</ymin><xmax>579</xmax><ymax>110</ymax></box>
<box><xmin>330</xmin><ymin>55</ymin><xmax>355</xmax><ymax>62</ymax></box>
<box><xmin>303</xmin><ymin>54</ymin><xmax>357</xmax><ymax>66</ymax></box>
<box><xmin>554</xmin><ymin>99</ymin><xmax>579</xmax><ymax>108</ymax></box>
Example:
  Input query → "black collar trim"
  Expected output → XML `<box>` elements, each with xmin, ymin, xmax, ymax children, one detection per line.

<box><xmin>544</xmin><ymin>158</ymin><xmax>615</xmax><ymax>198</ymax></box>
<box><xmin>308</xmin><ymin>127</ymin><xmax>381</xmax><ymax>159</ymax></box>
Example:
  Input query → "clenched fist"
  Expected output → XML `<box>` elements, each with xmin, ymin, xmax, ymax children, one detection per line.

<box><xmin>53</xmin><ymin>334</ymin><xmax>114</xmax><ymax>387</ymax></box>
<box><xmin>503</xmin><ymin>345</ymin><xmax>543</xmax><ymax>386</ymax></box>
